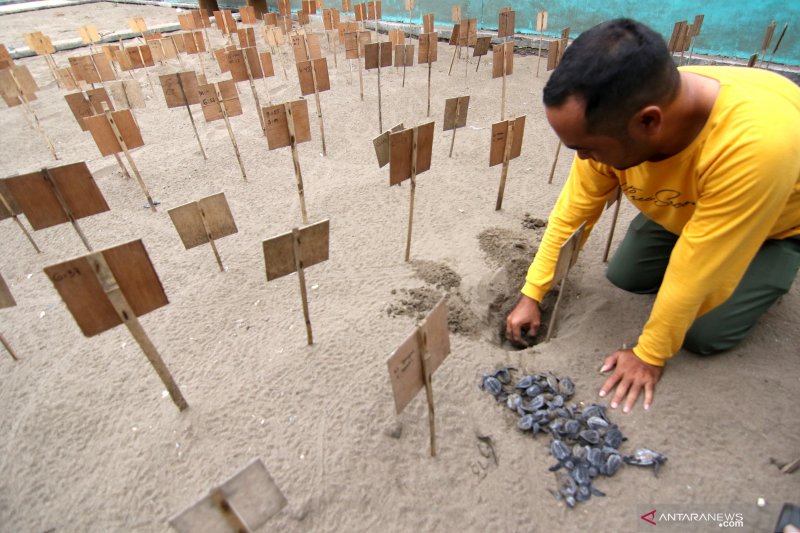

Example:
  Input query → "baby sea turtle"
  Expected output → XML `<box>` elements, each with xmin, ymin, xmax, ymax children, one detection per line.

<box><xmin>579</xmin><ymin>429</ymin><xmax>601</xmax><ymax>445</ymax></box>
<box><xmin>623</xmin><ymin>448</ymin><xmax>667</xmax><ymax>477</ymax></box>
<box><xmin>559</xmin><ymin>377</ymin><xmax>576</xmax><ymax>397</ymax></box>
<box><xmin>480</xmin><ymin>375</ymin><xmax>503</xmax><ymax>396</ymax></box>
<box><xmin>604</xmin><ymin>426</ymin><xmax>625</xmax><ymax>449</ymax></box>
<box><xmin>603</xmin><ymin>453</ymin><xmax>623</xmax><ymax>476</ymax></box>
<box><xmin>492</xmin><ymin>366</ymin><xmax>517</xmax><ymax>385</ymax></box>
<box><xmin>516</xmin><ymin>375</ymin><xmax>535</xmax><ymax>389</ymax></box>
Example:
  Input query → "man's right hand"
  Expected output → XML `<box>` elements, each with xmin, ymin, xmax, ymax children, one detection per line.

<box><xmin>505</xmin><ymin>295</ymin><xmax>541</xmax><ymax>347</ymax></box>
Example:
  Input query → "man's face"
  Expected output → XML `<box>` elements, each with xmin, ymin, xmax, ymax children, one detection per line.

<box><xmin>545</xmin><ymin>96</ymin><xmax>647</xmax><ymax>170</ymax></box>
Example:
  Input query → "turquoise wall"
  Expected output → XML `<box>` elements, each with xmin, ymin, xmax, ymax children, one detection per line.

<box><xmin>266</xmin><ymin>0</ymin><xmax>798</xmax><ymax>66</ymax></box>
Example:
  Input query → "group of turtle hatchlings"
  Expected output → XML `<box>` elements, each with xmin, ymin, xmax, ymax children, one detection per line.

<box><xmin>480</xmin><ymin>367</ymin><xmax>667</xmax><ymax>508</ymax></box>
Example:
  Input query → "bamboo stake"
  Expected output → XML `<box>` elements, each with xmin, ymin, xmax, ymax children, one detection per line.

<box><xmin>242</xmin><ymin>55</ymin><xmax>265</xmax><ymax>133</ymax></box>
<box><xmin>42</xmin><ymin>168</ymin><xmax>92</xmax><ymax>251</ymax></box>
<box><xmin>404</xmin><ymin>126</ymin><xmax>418</xmax><ymax>262</ymax></box>
<box><xmin>376</xmin><ymin>59</ymin><xmax>383</xmax><ymax>133</ymax></box>
<box><xmin>119</xmin><ymin>39</ymin><xmax>136</xmax><ymax>81</ymax></box>
<box><xmin>291</xmin><ymin>227</ymin><xmax>314</xmax><ymax>345</ymax></box>
<box><xmin>475</xmin><ymin>54</ymin><xmax>482</xmax><ymax>72</ymax></box>
<box><xmin>0</xmin><ymin>332</ymin><xmax>18</xmax><ymax>361</ymax></box>
<box><xmin>417</xmin><ymin>327</ymin><xmax>436</xmax><ymax>457</ymax></box>
<box><xmin>545</xmin><ymin>275</ymin><xmax>567</xmax><ymax>342</ymax></box>
<box><xmin>113</xmin><ymin>84</ymin><xmax>140</xmax><ymax>130</ymax></box>
<box><xmin>285</xmin><ymin>103</ymin><xmax>309</xmax><ymax>224</ymax></box>
<box><xmin>448</xmin><ymin>97</ymin><xmax>460</xmax><ymax>158</ymax></box>
<box><xmin>135</xmin><ymin>45</ymin><xmax>155</xmax><ymax>93</ymax></box>
<box><xmin>501</xmin><ymin>46</ymin><xmax>507</xmax><ymax>120</ymax></box>
<box><xmin>113</xmin><ymin>153</ymin><xmax>132</xmax><ymax>179</ymax></box>
<box><xmin>214</xmin><ymin>84</ymin><xmax>247</xmax><ymax>181</ymax></box>
<box><xmin>426</xmin><ymin>60</ymin><xmax>432</xmax><ymax>117</ymax></box>
<box><xmin>448</xmin><ymin>45</ymin><xmax>457</xmax><ymax>75</ymax></box>
<box><xmin>176</xmin><ymin>75</ymin><xmax>207</xmax><ymax>159</ymax></box>
<box><xmin>603</xmin><ymin>188</ymin><xmax>622</xmax><ymax>263</ymax></box>
<box><xmin>402</xmin><ymin>46</ymin><xmax>408</xmax><ymax>87</ymax></box>
<box><xmin>192</xmin><ymin>32</ymin><xmax>207</xmax><ymax>79</ymax></box>
<box><xmin>495</xmin><ymin>118</ymin><xmax>515</xmax><ymax>210</ymax></box>
<box><xmin>536</xmin><ymin>36</ymin><xmax>543</xmax><ymax>77</ymax></box>
<box><xmin>0</xmin><ymin>191</ymin><xmax>40</xmax><ymax>253</ymax></box>
<box><xmin>302</xmin><ymin>39</ymin><xmax>327</xmax><ymax>156</ymax></box>
<box><xmin>198</xmin><ymin>204</ymin><xmax>224</xmax><ymax>271</ymax></box>
<box><xmin>101</xmin><ymin>103</ymin><xmax>157</xmax><ymax>210</ymax></box>
<box><xmin>358</xmin><ymin>55</ymin><xmax>364</xmax><ymax>101</ymax></box>
<box><xmin>89</xmin><ymin>251</ymin><xmax>188</xmax><ymax>411</ymax></box>
<box><xmin>764</xmin><ymin>23</ymin><xmax>788</xmax><ymax>71</ymax></box>
<box><xmin>209</xmin><ymin>489</ymin><xmax>250</xmax><ymax>533</ymax></box>
<box><xmin>548</xmin><ymin>141</ymin><xmax>562</xmax><ymax>184</ymax></box>
<box><xmin>9</xmin><ymin>69</ymin><xmax>58</xmax><ymax>160</ymax></box>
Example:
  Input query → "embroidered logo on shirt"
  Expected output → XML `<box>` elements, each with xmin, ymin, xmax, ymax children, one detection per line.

<box><xmin>622</xmin><ymin>185</ymin><xmax>696</xmax><ymax>208</ymax></box>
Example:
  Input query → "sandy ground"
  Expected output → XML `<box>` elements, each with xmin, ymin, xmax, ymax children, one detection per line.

<box><xmin>0</xmin><ymin>3</ymin><xmax>798</xmax><ymax>533</ymax></box>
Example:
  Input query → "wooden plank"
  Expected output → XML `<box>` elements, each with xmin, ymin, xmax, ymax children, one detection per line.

<box><xmin>169</xmin><ymin>459</ymin><xmax>287</xmax><ymax>533</ymax></box>
<box><xmin>364</xmin><ymin>41</ymin><xmax>392</xmax><ymax>69</ymax></box>
<box><xmin>418</xmin><ymin>32</ymin><xmax>437</xmax><ymax>63</ymax></box>
<box><xmin>85</xmin><ymin>109</ymin><xmax>144</xmax><ymax>156</ymax></box>
<box><xmin>389</xmin><ymin>121</ymin><xmax>433</xmax><ymax>185</ymax></box>
<box><xmin>0</xmin><ymin>44</ymin><xmax>14</xmax><ymax>69</ymax></box>
<box><xmin>78</xmin><ymin>25</ymin><xmax>101</xmax><ymax>45</ymax></box>
<box><xmin>489</xmin><ymin>115</ymin><xmax>525</xmax><ymax>167</ymax></box>
<box><xmin>168</xmin><ymin>192</ymin><xmax>238</xmax><ymax>250</ymax></box>
<box><xmin>64</xmin><ymin>89</ymin><xmax>114</xmax><ymax>131</ymax></box>
<box><xmin>129</xmin><ymin>17</ymin><xmax>147</xmax><ymax>33</ymax></box>
<box><xmin>109</xmin><ymin>80</ymin><xmax>145</xmax><ymax>109</ymax></box>
<box><xmin>297</xmin><ymin>57</ymin><xmax>330</xmax><ymax>95</ymax></box>
<box><xmin>443</xmin><ymin>95</ymin><xmax>469</xmax><ymax>130</ymax></box>
<box><xmin>240</xmin><ymin>6</ymin><xmax>257</xmax><ymax>24</ymax></box>
<box><xmin>263</xmin><ymin>99</ymin><xmax>311</xmax><ymax>149</ymax></box>
<box><xmin>394</xmin><ymin>43</ymin><xmax>414</xmax><ymax>67</ymax></box>
<box><xmin>0</xmin><ymin>273</ymin><xmax>15</xmax><ymax>309</ymax></box>
<box><xmin>259</xmin><ymin>52</ymin><xmax>275</xmax><ymax>78</ymax></box>
<box><xmin>263</xmin><ymin>219</ymin><xmax>330</xmax><ymax>281</ymax></box>
<box><xmin>551</xmin><ymin>222</ymin><xmax>587</xmax><ymax>287</ymax></box>
<box><xmin>238</xmin><ymin>27</ymin><xmax>257</xmax><ymax>48</ymax></box>
<box><xmin>44</xmin><ymin>239</ymin><xmax>168</xmax><ymax>337</ymax></box>
<box><xmin>197</xmin><ymin>80</ymin><xmax>242</xmax><ymax>122</ymax></box>
<box><xmin>448</xmin><ymin>24</ymin><xmax>460</xmax><ymax>46</ymax></box>
<box><xmin>387</xmin><ymin>297</ymin><xmax>449</xmax><ymax>414</ymax></box>
<box><xmin>473</xmin><ymin>36</ymin><xmax>491</xmax><ymax>57</ymax></box>
<box><xmin>160</xmin><ymin>71</ymin><xmax>201</xmax><ymax>108</ymax></box>
<box><xmin>0</xmin><ymin>65</ymin><xmax>38</xmax><ymax>97</ymax></box>
<box><xmin>458</xmin><ymin>19</ymin><xmax>477</xmax><ymax>46</ymax></box>
<box><xmin>422</xmin><ymin>13</ymin><xmax>433</xmax><ymax>34</ymax></box>
<box><xmin>536</xmin><ymin>10</ymin><xmax>548</xmax><ymax>32</ymax></box>
<box><xmin>492</xmin><ymin>42</ymin><xmax>513</xmax><ymax>78</ymax></box>
<box><xmin>498</xmin><ymin>9</ymin><xmax>515</xmax><ymax>38</ymax></box>
<box><xmin>373</xmin><ymin>122</ymin><xmax>403</xmax><ymax>168</ymax></box>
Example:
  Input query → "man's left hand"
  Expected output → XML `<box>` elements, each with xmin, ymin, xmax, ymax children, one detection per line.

<box><xmin>599</xmin><ymin>349</ymin><xmax>663</xmax><ymax>413</ymax></box>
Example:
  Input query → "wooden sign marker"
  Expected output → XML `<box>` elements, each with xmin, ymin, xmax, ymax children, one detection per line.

<box><xmin>323</xmin><ymin>8</ymin><xmax>341</xmax><ymax>68</ymax></box>
<box><xmin>603</xmin><ymin>186</ymin><xmax>622</xmax><ymax>263</ymax></box>
<box><xmin>0</xmin><ymin>273</ymin><xmax>19</xmax><ymax>361</ymax></box>
<box><xmin>168</xmin><ymin>192</ymin><xmax>237</xmax><ymax>272</ymax></box>
<box><xmin>498</xmin><ymin>7</ymin><xmax>515</xmax><ymax>40</ymax></box>
<box><xmin>456</xmin><ymin>18</ymin><xmax>477</xmax><ymax>82</ymax></box>
<box><xmin>448</xmin><ymin>23</ymin><xmax>460</xmax><ymax>75</ymax></box>
<box><xmin>263</xmin><ymin>219</ymin><xmax>330</xmax><ymax>345</ymax></box>
<box><xmin>227</xmin><ymin>47</ymin><xmax>268</xmax><ymax>133</ymax></box>
<box><xmin>443</xmin><ymin>95</ymin><xmax>469</xmax><ymax>158</ymax></box>
<box><xmin>3</xmin><ymin>162</ymin><xmax>110</xmax><ymax>252</ymax></box>
<box><xmin>388</xmin><ymin>121</ymin><xmax>434</xmax><ymax>261</ymax></box>
<box><xmin>364</xmin><ymin>41</ymin><xmax>392</xmax><ymax>133</ymax></box>
<box><xmin>394</xmin><ymin>42</ymin><xmax>414</xmax><ymax>88</ymax></box>
<box><xmin>0</xmin><ymin>66</ymin><xmax>58</xmax><ymax>160</ymax></box>
<box><xmin>263</xmin><ymin>25</ymin><xmax>289</xmax><ymax>81</ymax></box>
<box><xmin>535</xmin><ymin>10</ymin><xmax>548</xmax><ymax>77</ymax></box>
<box><xmin>23</xmin><ymin>32</ymin><xmax>59</xmax><ymax>85</ymax></box>
<box><xmin>366</xmin><ymin>1</ymin><xmax>382</xmax><ymax>40</ymax></box>
<box><xmin>351</xmin><ymin>30</ymin><xmax>371</xmax><ymax>101</ymax></box>
<box><xmin>372</xmin><ymin>122</ymin><xmax>404</xmax><ymax>168</ymax></box>
<box><xmin>387</xmin><ymin>296</ymin><xmax>451</xmax><ymax>457</ymax></box>
<box><xmin>44</xmin><ymin>239</ymin><xmax>188</xmax><ymax>410</ymax></box>
<box><xmin>183</xmin><ymin>30</ymin><xmax>208</xmax><ymax>78</ymax></box>
<box><xmin>170</xmin><ymin>459</ymin><xmax>287</xmax><ymax>533</ymax></box>
<box><xmin>85</xmin><ymin>103</ymin><xmax>156</xmax><ymax>210</ymax></box>
<box><xmin>758</xmin><ymin>20</ymin><xmax>777</xmax><ymax>66</ymax></box>
<box><xmin>492</xmin><ymin>41</ymin><xmax>513</xmax><ymax>120</ymax></box>
<box><xmin>418</xmin><ymin>32</ymin><xmax>438</xmax><ymax>117</ymax></box>
<box><xmin>490</xmin><ymin>115</ymin><xmax>525</xmax><ymax>210</ymax></box>
<box><xmin>294</xmin><ymin>33</ymin><xmax>330</xmax><ymax>155</ymax></box>
<box><xmin>159</xmin><ymin>71</ymin><xmax>207</xmax><ymax>160</ymax></box>
<box><xmin>547</xmin><ymin>36</ymin><xmax>568</xmax><ymax>184</ymax></box>
<box><xmin>0</xmin><ymin>43</ymin><xmax>15</xmax><ymax>70</ymax></box>
<box><xmin>0</xmin><ymin>183</ymin><xmax>41</xmax><ymax>253</ymax></box>
<box><xmin>686</xmin><ymin>14</ymin><xmax>704</xmax><ymax>65</ymax></box>
<box><xmin>107</xmin><ymin>79</ymin><xmax>145</xmax><ymax>129</ymax></box>
<box><xmin>198</xmin><ymin>80</ymin><xmax>247</xmax><ymax>180</ymax></box>
<box><xmin>546</xmin><ymin>222</ymin><xmax>586</xmax><ymax>342</ymax></box>
<box><xmin>473</xmin><ymin>36</ymin><xmax>490</xmax><ymax>72</ymax></box>
<box><xmin>263</xmin><ymin>99</ymin><xmax>313</xmax><ymax>223</ymax></box>
<box><xmin>64</xmin><ymin>88</ymin><xmax>131</xmax><ymax>178</ymax></box>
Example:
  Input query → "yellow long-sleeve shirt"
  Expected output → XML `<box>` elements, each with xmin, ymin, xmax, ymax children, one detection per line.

<box><xmin>522</xmin><ymin>66</ymin><xmax>800</xmax><ymax>366</ymax></box>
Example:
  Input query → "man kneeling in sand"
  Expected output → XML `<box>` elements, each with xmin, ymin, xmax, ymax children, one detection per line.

<box><xmin>506</xmin><ymin>18</ymin><xmax>800</xmax><ymax>413</ymax></box>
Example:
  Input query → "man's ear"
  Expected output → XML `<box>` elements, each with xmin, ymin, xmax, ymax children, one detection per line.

<box><xmin>629</xmin><ymin>106</ymin><xmax>662</xmax><ymax>137</ymax></box>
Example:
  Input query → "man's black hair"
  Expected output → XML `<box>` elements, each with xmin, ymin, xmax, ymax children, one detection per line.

<box><xmin>543</xmin><ymin>18</ymin><xmax>681</xmax><ymax>134</ymax></box>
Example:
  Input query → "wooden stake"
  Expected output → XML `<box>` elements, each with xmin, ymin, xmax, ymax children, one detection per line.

<box><xmin>9</xmin><ymin>69</ymin><xmax>58</xmax><ymax>160</ymax></box>
<box><xmin>501</xmin><ymin>47</ymin><xmax>507</xmax><ymax>120</ymax></box>
<box><xmin>113</xmin><ymin>153</ymin><xmax>132</xmax><ymax>179</ymax></box>
<box><xmin>603</xmin><ymin>187</ymin><xmax>622</xmax><ymax>263</ymax></box>
<box><xmin>291</xmin><ymin>227</ymin><xmax>313</xmax><ymax>345</ymax></box>
<box><xmin>214</xmin><ymin>84</ymin><xmax>248</xmax><ymax>181</ymax></box>
<box><xmin>301</xmin><ymin>39</ymin><xmax>327</xmax><ymax>156</ymax></box>
<box><xmin>417</xmin><ymin>327</ymin><xmax>436</xmax><ymax>457</ymax></box>
<box><xmin>426</xmin><ymin>61</ymin><xmax>432</xmax><ymax>117</ymax></box>
<box><xmin>358</xmin><ymin>56</ymin><xmax>365</xmax><ymax>101</ymax></box>
<box><xmin>101</xmin><ymin>103</ymin><xmax>157</xmax><ymax>210</ymax></box>
<box><xmin>209</xmin><ymin>489</ymin><xmax>251</xmax><ymax>533</ymax></box>
<box><xmin>198</xmin><ymin>204</ymin><xmax>224</xmax><ymax>272</ymax></box>
<box><xmin>175</xmin><ymin>76</ymin><xmax>206</xmax><ymax>160</ymax></box>
<box><xmin>88</xmin><ymin>251</ymin><xmax>188</xmax><ymax>410</ymax></box>
<box><xmin>475</xmin><ymin>55</ymin><xmax>482</xmax><ymax>72</ymax></box>
<box><xmin>0</xmin><ymin>332</ymin><xmax>18</xmax><ymax>361</ymax></box>
<box><xmin>448</xmin><ymin>45</ymin><xmax>457</xmax><ymax>75</ymax></box>
<box><xmin>495</xmin><ymin>118</ymin><xmax>515</xmax><ymax>210</ymax></box>
<box><xmin>376</xmin><ymin>61</ymin><xmax>383</xmax><ymax>133</ymax></box>
<box><xmin>448</xmin><ymin>97</ymin><xmax>460</xmax><ymax>158</ymax></box>
<box><xmin>548</xmin><ymin>140</ymin><xmax>562</xmax><ymax>184</ymax></box>
<box><xmin>242</xmin><ymin>55</ymin><xmax>265</xmax><ymax>133</ymax></box>
<box><xmin>136</xmin><ymin>45</ymin><xmax>155</xmax><ymax>93</ymax></box>
<box><xmin>0</xmin><ymin>190</ymin><xmax>40</xmax><ymax>253</ymax></box>
<box><xmin>285</xmin><ymin>103</ymin><xmax>309</xmax><ymax>224</ymax></box>
<box><xmin>404</xmin><ymin>126</ymin><xmax>418</xmax><ymax>262</ymax></box>
<box><xmin>536</xmin><ymin>36</ymin><xmax>543</xmax><ymax>77</ymax></box>
<box><xmin>191</xmin><ymin>32</ymin><xmax>207</xmax><ymax>79</ymax></box>
<box><xmin>41</xmin><ymin>168</ymin><xmax>93</xmax><ymax>251</ymax></box>
<box><xmin>545</xmin><ymin>276</ymin><xmax>566</xmax><ymax>342</ymax></box>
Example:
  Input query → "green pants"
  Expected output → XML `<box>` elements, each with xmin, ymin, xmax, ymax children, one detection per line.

<box><xmin>606</xmin><ymin>213</ymin><xmax>800</xmax><ymax>355</ymax></box>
